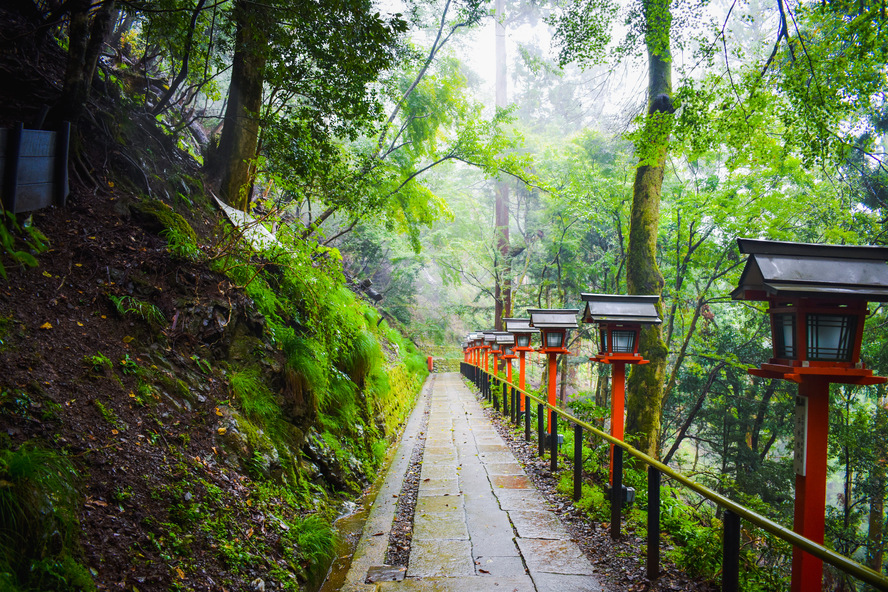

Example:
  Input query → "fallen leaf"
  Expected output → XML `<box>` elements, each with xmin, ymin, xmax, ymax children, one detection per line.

<box><xmin>123</xmin><ymin>336</ymin><xmax>134</xmax><ymax>343</ymax></box>
<box><xmin>111</xmin><ymin>429</ymin><xmax>119</xmax><ymax>435</ymax></box>
<box><xmin>479</xmin><ymin>569</ymin><xmax>490</xmax><ymax>574</ymax></box>
<box><xmin>42</xmin><ymin>271</ymin><xmax>52</xmax><ymax>278</ymax></box>
<box><xmin>372</xmin><ymin>532</ymin><xmax>385</xmax><ymax>536</ymax></box>
<box><xmin>176</xmin><ymin>567</ymin><xmax>184</xmax><ymax>579</ymax></box>
<box><xmin>77</xmin><ymin>322</ymin><xmax>84</xmax><ymax>327</ymax></box>
<box><xmin>217</xmin><ymin>427</ymin><xmax>227</xmax><ymax>435</ymax></box>
<box><xmin>215</xmin><ymin>407</ymin><xmax>223</xmax><ymax>416</ymax></box>
<box><xmin>39</xmin><ymin>322</ymin><xmax>52</xmax><ymax>330</ymax></box>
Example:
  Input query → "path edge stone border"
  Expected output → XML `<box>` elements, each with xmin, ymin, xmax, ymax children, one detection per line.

<box><xmin>339</xmin><ymin>375</ymin><xmax>435</xmax><ymax>592</ymax></box>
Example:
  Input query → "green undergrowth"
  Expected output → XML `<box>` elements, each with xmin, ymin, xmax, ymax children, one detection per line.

<box><xmin>503</xmin><ymin>395</ymin><xmax>791</xmax><ymax>591</ymax></box>
<box><xmin>0</xmin><ymin>439</ymin><xmax>94</xmax><ymax>592</ymax></box>
<box><xmin>120</xmin><ymin>196</ymin><xmax>429</xmax><ymax>581</ymax></box>
<box><xmin>141</xmin><ymin>455</ymin><xmax>337</xmax><ymax>590</ymax></box>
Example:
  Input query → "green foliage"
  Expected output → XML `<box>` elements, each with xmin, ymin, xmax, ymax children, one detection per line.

<box><xmin>93</xmin><ymin>400</ymin><xmax>125</xmax><ymax>431</ymax></box>
<box><xmin>108</xmin><ymin>294</ymin><xmax>166</xmax><ymax>326</ymax></box>
<box><xmin>160</xmin><ymin>224</ymin><xmax>201</xmax><ymax>260</ymax></box>
<box><xmin>118</xmin><ymin>354</ymin><xmax>140</xmax><ymax>376</ymax></box>
<box><xmin>229</xmin><ymin>369</ymin><xmax>277</xmax><ymax>424</ymax></box>
<box><xmin>0</xmin><ymin>441</ymin><xmax>93</xmax><ymax>592</ymax></box>
<box><xmin>83</xmin><ymin>352</ymin><xmax>113</xmax><ymax>374</ymax></box>
<box><xmin>0</xmin><ymin>212</ymin><xmax>49</xmax><ymax>281</ymax></box>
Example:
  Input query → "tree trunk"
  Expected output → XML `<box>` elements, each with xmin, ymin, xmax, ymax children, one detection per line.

<box><xmin>57</xmin><ymin>0</ymin><xmax>117</xmax><ymax>126</ymax></box>
<box><xmin>206</xmin><ymin>0</ymin><xmax>267</xmax><ymax>211</ymax></box>
<box><xmin>624</xmin><ymin>0</ymin><xmax>672</xmax><ymax>460</ymax></box>
<box><xmin>493</xmin><ymin>0</ymin><xmax>511</xmax><ymax>332</ymax></box>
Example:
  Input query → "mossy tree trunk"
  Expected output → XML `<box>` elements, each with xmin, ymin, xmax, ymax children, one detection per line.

<box><xmin>206</xmin><ymin>0</ymin><xmax>267</xmax><ymax>211</ymax></box>
<box><xmin>625</xmin><ymin>0</ymin><xmax>672</xmax><ymax>460</ymax></box>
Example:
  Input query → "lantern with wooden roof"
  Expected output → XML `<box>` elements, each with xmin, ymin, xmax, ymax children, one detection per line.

<box><xmin>731</xmin><ymin>238</ymin><xmax>888</xmax><ymax>592</ymax></box>
<box><xmin>528</xmin><ymin>308</ymin><xmax>579</xmax><ymax>434</ymax></box>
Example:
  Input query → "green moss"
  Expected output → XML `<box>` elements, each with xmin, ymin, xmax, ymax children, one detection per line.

<box><xmin>134</xmin><ymin>199</ymin><xmax>198</xmax><ymax>244</ymax></box>
<box><xmin>0</xmin><ymin>441</ymin><xmax>94</xmax><ymax>592</ymax></box>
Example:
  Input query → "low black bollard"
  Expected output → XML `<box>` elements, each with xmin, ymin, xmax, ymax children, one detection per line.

<box><xmin>502</xmin><ymin>381</ymin><xmax>508</xmax><ymax>416</ymax></box>
<box><xmin>525</xmin><ymin>394</ymin><xmax>531</xmax><ymax>442</ymax></box>
<box><xmin>647</xmin><ymin>467</ymin><xmax>660</xmax><ymax>580</ymax></box>
<box><xmin>550</xmin><ymin>412</ymin><xmax>558</xmax><ymax>472</ymax></box>
<box><xmin>537</xmin><ymin>403</ymin><xmax>545</xmax><ymax>457</ymax></box>
<box><xmin>493</xmin><ymin>378</ymin><xmax>499</xmax><ymax>411</ymax></box>
<box><xmin>511</xmin><ymin>387</ymin><xmax>517</xmax><ymax>424</ymax></box>
<box><xmin>573</xmin><ymin>423</ymin><xmax>583</xmax><ymax>501</ymax></box>
<box><xmin>723</xmin><ymin>510</ymin><xmax>740</xmax><ymax>592</ymax></box>
<box><xmin>611</xmin><ymin>446</ymin><xmax>622</xmax><ymax>540</ymax></box>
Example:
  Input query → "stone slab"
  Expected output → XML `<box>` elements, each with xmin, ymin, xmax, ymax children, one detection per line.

<box><xmin>477</xmin><ymin>444</ymin><xmax>509</xmax><ymax>452</ymax></box>
<box><xmin>492</xmin><ymin>489</ymin><xmax>548</xmax><ymax>511</ymax></box>
<box><xmin>530</xmin><ymin>572</ymin><xmax>604</xmax><ymax>592</ymax></box>
<box><xmin>376</xmin><ymin>576</ymin><xmax>536</xmax><ymax>591</ymax></box>
<box><xmin>508</xmin><ymin>510</ymin><xmax>570</xmax><ymax>540</ymax></box>
<box><xmin>484</xmin><ymin>462</ymin><xmax>525</xmax><ymax>476</ymax></box>
<box><xmin>421</xmin><ymin>465</ymin><xmax>459</xmax><ymax>480</ymax></box>
<box><xmin>413</xmin><ymin>512</ymin><xmax>469</xmax><ymax>540</ymax></box>
<box><xmin>473</xmin><ymin>555</ymin><xmax>527</xmax><ymax>578</ymax></box>
<box><xmin>478</xmin><ymin>452</ymin><xmax>517</xmax><ymax>464</ymax></box>
<box><xmin>407</xmin><ymin>539</ymin><xmax>474</xmax><ymax>578</ymax></box>
<box><xmin>515</xmin><ymin>539</ymin><xmax>597</xmax><ymax>576</ymax></box>
<box><xmin>416</xmin><ymin>495</ymin><xmax>463</xmax><ymax>513</ymax></box>
<box><xmin>490</xmin><ymin>475</ymin><xmax>533</xmax><ymax>490</ymax></box>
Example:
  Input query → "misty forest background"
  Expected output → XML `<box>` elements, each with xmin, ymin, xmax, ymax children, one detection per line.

<box><xmin>2</xmin><ymin>0</ymin><xmax>888</xmax><ymax>589</ymax></box>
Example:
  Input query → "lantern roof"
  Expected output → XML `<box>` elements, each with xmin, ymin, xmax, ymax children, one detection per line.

<box><xmin>494</xmin><ymin>331</ymin><xmax>515</xmax><ymax>345</ymax></box>
<box><xmin>580</xmin><ymin>293</ymin><xmax>662</xmax><ymax>325</ymax></box>
<box><xmin>482</xmin><ymin>331</ymin><xmax>497</xmax><ymax>342</ymax></box>
<box><xmin>503</xmin><ymin>317</ymin><xmax>540</xmax><ymax>334</ymax></box>
<box><xmin>527</xmin><ymin>308</ymin><xmax>579</xmax><ymax>330</ymax></box>
<box><xmin>731</xmin><ymin>238</ymin><xmax>888</xmax><ymax>302</ymax></box>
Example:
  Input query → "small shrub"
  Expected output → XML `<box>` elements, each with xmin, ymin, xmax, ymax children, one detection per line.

<box><xmin>0</xmin><ymin>441</ymin><xmax>93</xmax><ymax>591</ymax></box>
<box><xmin>83</xmin><ymin>352</ymin><xmax>113</xmax><ymax>374</ymax></box>
<box><xmin>229</xmin><ymin>368</ymin><xmax>278</xmax><ymax>424</ymax></box>
<box><xmin>108</xmin><ymin>295</ymin><xmax>166</xmax><ymax>326</ymax></box>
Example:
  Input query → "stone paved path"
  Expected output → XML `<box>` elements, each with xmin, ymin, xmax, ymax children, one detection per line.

<box><xmin>340</xmin><ymin>373</ymin><xmax>603</xmax><ymax>592</ymax></box>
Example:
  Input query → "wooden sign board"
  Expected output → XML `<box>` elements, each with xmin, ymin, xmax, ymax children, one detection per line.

<box><xmin>0</xmin><ymin>123</ymin><xmax>70</xmax><ymax>214</ymax></box>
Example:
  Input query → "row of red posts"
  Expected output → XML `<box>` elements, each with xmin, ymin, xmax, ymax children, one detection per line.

<box><xmin>459</xmin><ymin>238</ymin><xmax>888</xmax><ymax>592</ymax></box>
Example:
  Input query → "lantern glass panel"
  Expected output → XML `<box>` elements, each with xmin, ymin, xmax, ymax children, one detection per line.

<box><xmin>491</xmin><ymin>343</ymin><xmax>500</xmax><ymax>352</ymax></box>
<box><xmin>516</xmin><ymin>334</ymin><xmax>531</xmax><ymax>347</ymax></box>
<box><xmin>546</xmin><ymin>331</ymin><xmax>564</xmax><ymax>348</ymax></box>
<box><xmin>773</xmin><ymin>313</ymin><xmax>796</xmax><ymax>359</ymax></box>
<box><xmin>504</xmin><ymin>347</ymin><xmax>514</xmax><ymax>356</ymax></box>
<box><xmin>807</xmin><ymin>313</ymin><xmax>856</xmax><ymax>361</ymax></box>
<box><xmin>599</xmin><ymin>329</ymin><xmax>607</xmax><ymax>353</ymax></box>
<box><xmin>611</xmin><ymin>330</ymin><xmax>636</xmax><ymax>353</ymax></box>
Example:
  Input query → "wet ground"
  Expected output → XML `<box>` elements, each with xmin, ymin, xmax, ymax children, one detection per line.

<box><xmin>333</xmin><ymin>373</ymin><xmax>605</xmax><ymax>592</ymax></box>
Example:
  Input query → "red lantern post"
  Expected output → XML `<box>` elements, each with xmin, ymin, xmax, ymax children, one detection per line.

<box><xmin>528</xmin><ymin>309</ymin><xmax>579</xmax><ymax>434</ymax></box>
<box><xmin>731</xmin><ymin>238</ymin><xmax>888</xmax><ymax>592</ymax></box>
<box><xmin>504</xmin><ymin>318</ymin><xmax>540</xmax><ymax>413</ymax></box>
<box><xmin>581</xmin><ymin>293</ymin><xmax>661</xmax><ymax>483</ymax></box>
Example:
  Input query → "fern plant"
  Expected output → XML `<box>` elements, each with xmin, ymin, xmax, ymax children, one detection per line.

<box><xmin>108</xmin><ymin>294</ymin><xmax>166</xmax><ymax>326</ymax></box>
<box><xmin>0</xmin><ymin>212</ymin><xmax>49</xmax><ymax>281</ymax></box>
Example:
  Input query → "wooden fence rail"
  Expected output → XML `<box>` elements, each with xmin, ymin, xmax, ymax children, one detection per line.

<box><xmin>460</xmin><ymin>361</ymin><xmax>888</xmax><ymax>592</ymax></box>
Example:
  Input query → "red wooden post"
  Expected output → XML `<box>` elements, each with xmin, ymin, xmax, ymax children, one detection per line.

<box><xmin>547</xmin><ymin>352</ymin><xmax>557</xmax><ymax>433</ymax></box>
<box><xmin>518</xmin><ymin>351</ymin><xmax>526</xmax><ymax>412</ymax></box>
<box><xmin>610</xmin><ymin>361</ymin><xmax>626</xmax><ymax>483</ymax></box>
<box><xmin>791</xmin><ymin>378</ymin><xmax>830</xmax><ymax>592</ymax></box>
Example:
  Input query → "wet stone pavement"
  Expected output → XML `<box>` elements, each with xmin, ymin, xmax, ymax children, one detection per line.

<box><xmin>340</xmin><ymin>373</ymin><xmax>604</xmax><ymax>592</ymax></box>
